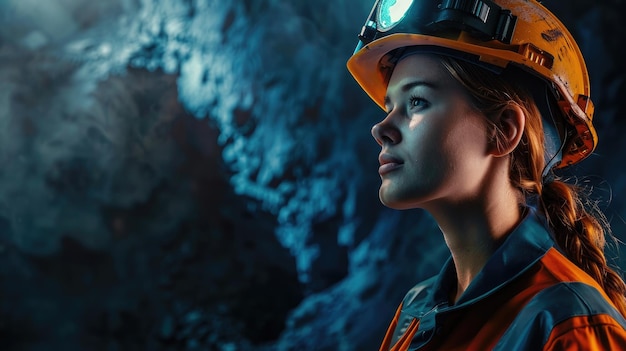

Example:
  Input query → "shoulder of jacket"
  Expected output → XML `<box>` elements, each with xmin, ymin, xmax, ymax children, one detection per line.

<box><xmin>521</xmin><ymin>282</ymin><xmax>624</xmax><ymax>320</ymax></box>
<box><xmin>494</xmin><ymin>282</ymin><xmax>626</xmax><ymax>350</ymax></box>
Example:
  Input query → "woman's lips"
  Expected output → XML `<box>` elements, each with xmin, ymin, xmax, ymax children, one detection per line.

<box><xmin>378</xmin><ymin>153</ymin><xmax>404</xmax><ymax>176</ymax></box>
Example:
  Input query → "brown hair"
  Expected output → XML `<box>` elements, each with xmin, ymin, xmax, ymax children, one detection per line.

<box><xmin>439</xmin><ymin>56</ymin><xmax>626</xmax><ymax>316</ymax></box>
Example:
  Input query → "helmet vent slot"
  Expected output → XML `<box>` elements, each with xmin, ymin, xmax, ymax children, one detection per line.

<box><xmin>519</xmin><ymin>43</ymin><xmax>554</xmax><ymax>69</ymax></box>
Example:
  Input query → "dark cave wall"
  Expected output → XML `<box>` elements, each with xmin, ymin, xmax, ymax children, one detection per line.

<box><xmin>1</xmin><ymin>0</ymin><xmax>625</xmax><ymax>350</ymax></box>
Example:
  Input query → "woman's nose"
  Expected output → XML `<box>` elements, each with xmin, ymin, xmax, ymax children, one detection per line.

<box><xmin>371</xmin><ymin>116</ymin><xmax>401</xmax><ymax>146</ymax></box>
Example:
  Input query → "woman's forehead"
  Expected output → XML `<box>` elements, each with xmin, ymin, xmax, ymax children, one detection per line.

<box><xmin>387</xmin><ymin>54</ymin><xmax>454</xmax><ymax>93</ymax></box>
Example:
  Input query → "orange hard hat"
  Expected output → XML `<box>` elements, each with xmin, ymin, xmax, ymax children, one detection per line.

<box><xmin>347</xmin><ymin>0</ymin><xmax>596</xmax><ymax>168</ymax></box>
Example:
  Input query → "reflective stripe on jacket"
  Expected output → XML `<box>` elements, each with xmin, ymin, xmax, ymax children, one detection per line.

<box><xmin>380</xmin><ymin>210</ymin><xmax>626</xmax><ymax>350</ymax></box>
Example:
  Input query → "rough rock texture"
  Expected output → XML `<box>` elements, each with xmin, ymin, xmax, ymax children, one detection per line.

<box><xmin>0</xmin><ymin>0</ymin><xmax>625</xmax><ymax>350</ymax></box>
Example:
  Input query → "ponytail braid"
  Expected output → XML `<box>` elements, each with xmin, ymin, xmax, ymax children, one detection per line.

<box><xmin>540</xmin><ymin>179</ymin><xmax>626</xmax><ymax>315</ymax></box>
<box><xmin>440</xmin><ymin>56</ymin><xmax>626</xmax><ymax>317</ymax></box>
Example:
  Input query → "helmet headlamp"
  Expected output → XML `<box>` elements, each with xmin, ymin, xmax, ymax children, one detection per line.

<box><xmin>377</xmin><ymin>0</ymin><xmax>414</xmax><ymax>31</ymax></box>
<box><xmin>356</xmin><ymin>0</ymin><xmax>517</xmax><ymax>55</ymax></box>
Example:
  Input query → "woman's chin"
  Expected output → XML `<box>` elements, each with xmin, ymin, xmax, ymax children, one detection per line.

<box><xmin>379</xmin><ymin>194</ymin><xmax>415</xmax><ymax>210</ymax></box>
<box><xmin>379</xmin><ymin>187</ymin><xmax>433</xmax><ymax>210</ymax></box>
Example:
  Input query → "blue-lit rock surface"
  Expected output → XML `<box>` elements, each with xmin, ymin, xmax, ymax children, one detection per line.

<box><xmin>0</xmin><ymin>0</ymin><xmax>625</xmax><ymax>350</ymax></box>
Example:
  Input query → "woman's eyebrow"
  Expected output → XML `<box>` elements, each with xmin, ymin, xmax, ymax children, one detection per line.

<box><xmin>384</xmin><ymin>80</ymin><xmax>438</xmax><ymax>107</ymax></box>
<box><xmin>401</xmin><ymin>80</ymin><xmax>438</xmax><ymax>92</ymax></box>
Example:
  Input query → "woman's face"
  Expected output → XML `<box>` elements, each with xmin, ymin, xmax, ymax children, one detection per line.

<box><xmin>372</xmin><ymin>54</ymin><xmax>492</xmax><ymax>210</ymax></box>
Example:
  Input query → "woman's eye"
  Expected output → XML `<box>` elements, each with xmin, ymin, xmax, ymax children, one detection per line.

<box><xmin>409</xmin><ymin>96</ymin><xmax>429</xmax><ymax>109</ymax></box>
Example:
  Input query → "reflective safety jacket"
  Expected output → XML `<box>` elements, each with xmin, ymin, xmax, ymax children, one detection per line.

<box><xmin>380</xmin><ymin>211</ymin><xmax>626</xmax><ymax>350</ymax></box>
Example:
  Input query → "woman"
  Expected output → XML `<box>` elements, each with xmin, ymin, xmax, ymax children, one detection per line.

<box><xmin>347</xmin><ymin>0</ymin><xmax>626</xmax><ymax>350</ymax></box>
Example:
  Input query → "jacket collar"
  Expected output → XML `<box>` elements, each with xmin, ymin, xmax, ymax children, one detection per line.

<box><xmin>429</xmin><ymin>208</ymin><xmax>555</xmax><ymax>309</ymax></box>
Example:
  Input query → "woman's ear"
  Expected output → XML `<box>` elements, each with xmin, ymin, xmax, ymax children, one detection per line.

<box><xmin>489</xmin><ymin>104</ymin><xmax>525</xmax><ymax>157</ymax></box>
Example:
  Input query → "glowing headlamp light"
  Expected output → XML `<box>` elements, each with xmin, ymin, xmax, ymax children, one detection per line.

<box><xmin>377</xmin><ymin>0</ymin><xmax>414</xmax><ymax>31</ymax></box>
<box><xmin>355</xmin><ymin>0</ymin><xmax>517</xmax><ymax>54</ymax></box>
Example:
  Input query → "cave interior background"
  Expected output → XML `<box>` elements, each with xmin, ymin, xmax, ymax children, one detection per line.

<box><xmin>1</xmin><ymin>0</ymin><xmax>626</xmax><ymax>350</ymax></box>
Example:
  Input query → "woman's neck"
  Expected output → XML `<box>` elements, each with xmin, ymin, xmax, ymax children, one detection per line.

<box><xmin>426</xmin><ymin>183</ymin><xmax>523</xmax><ymax>304</ymax></box>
